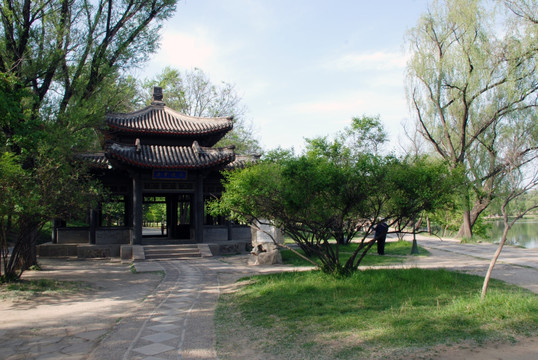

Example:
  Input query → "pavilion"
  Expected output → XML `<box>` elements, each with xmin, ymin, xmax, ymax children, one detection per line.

<box><xmin>45</xmin><ymin>87</ymin><xmax>253</xmax><ymax>257</ymax></box>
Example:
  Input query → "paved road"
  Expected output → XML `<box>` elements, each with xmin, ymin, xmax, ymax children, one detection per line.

<box><xmin>406</xmin><ymin>235</ymin><xmax>538</xmax><ymax>294</ymax></box>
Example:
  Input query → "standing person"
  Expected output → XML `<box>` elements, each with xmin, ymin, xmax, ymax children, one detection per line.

<box><xmin>374</xmin><ymin>219</ymin><xmax>389</xmax><ymax>255</ymax></box>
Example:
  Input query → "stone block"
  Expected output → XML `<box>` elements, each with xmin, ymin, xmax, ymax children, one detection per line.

<box><xmin>120</xmin><ymin>245</ymin><xmax>133</xmax><ymax>261</ymax></box>
<box><xmin>207</xmin><ymin>240</ymin><xmax>251</xmax><ymax>255</ymax></box>
<box><xmin>248</xmin><ymin>250</ymin><xmax>282</xmax><ymax>265</ymax></box>
<box><xmin>132</xmin><ymin>245</ymin><xmax>145</xmax><ymax>261</ymax></box>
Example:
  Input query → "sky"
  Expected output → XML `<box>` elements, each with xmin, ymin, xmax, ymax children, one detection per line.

<box><xmin>138</xmin><ymin>0</ymin><xmax>432</xmax><ymax>153</ymax></box>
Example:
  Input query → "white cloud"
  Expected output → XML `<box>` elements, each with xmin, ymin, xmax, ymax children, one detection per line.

<box><xmin>289</xmin><ymin>96</ymin><xmax>367</xmax><ymax>115</ymax></box>
<box><xmin>279</xmin><ymin>89</ymin><xmax>409</xmax><ymax>146</ymax></box>
<box><xmin>327</xmin><ymin>50</ymin><xmax>409</xmax><ymax>72</ymax></box>
<box><xmin>156</xmin><ymin>29</ymin><xmax>217</xmax><ymax>70</ymax></box>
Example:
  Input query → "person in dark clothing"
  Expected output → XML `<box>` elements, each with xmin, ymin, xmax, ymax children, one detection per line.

<box><xmin>373</xmin><ymin>219</ymin><xmax>389</xmax><ymax>255</ymax></box>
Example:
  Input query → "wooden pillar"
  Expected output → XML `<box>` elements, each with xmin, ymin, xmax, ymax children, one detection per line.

<box><xmin>51</xmin><ymin>219</ymin><xmax>59</xmax><ymax>244</ymax></box>
<box><xmin>124</xmin><ymin>194</ymin><xmax>131</xmax><ymax>227</ymax></box>
<box><xmin>167</xmin><ymin>195</ymin><xmax>178</xmax><ymax>239</ymax></box>
<box><xmin>132</xmin><ymin>173</ymin><xmax>143</xmax><ymax>245</ymax></box>
<box><xmin>227</xmin><ymin>220</ymin><xmax>233</xmax><ymax>241</ymax></box>
<box><xmin>89</xmin><ymin>209</ymin><xmax>97</xmax><ymax>244</ymax></box>
<box><xmin>193</xmin><ymin>174</ymin><xmax>204</xmax><ymax>243</ymax></box>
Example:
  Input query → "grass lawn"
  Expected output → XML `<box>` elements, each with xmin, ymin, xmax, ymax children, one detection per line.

<box><xmin>280</xmin><ymin>240</ymin><xmax>429</xmax><ymax>267</ymax></box>
<box><xmin>0</xmin><ymin>278</ymin><xmax>91</xmax><ymax>300</ymax></box>
<box><xmin>215</xmin><ymin>268</ymin><xmax>538</xmax><ymax>359</ymax></box>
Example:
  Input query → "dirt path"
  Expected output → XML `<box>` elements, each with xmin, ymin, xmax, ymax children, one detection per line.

<box><xmin>0</xmin><ymin>259</ymin><xmax>163</xmax><ymax>360</ymax></box>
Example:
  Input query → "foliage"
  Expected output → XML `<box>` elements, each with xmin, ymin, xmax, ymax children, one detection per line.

<box><xmin>216</xmin><ymin>269</ymin><xmax>538</xmax><ymax>359</ymax></box>
<box><xmin>141</xmin><ymin>67</ymin><xmax>262</xmax><ymax>154</ymax></box>
<box><xmin>210</xmin><ymin>151</ymin><xmax>458</xmax><ymax>276</ymax></box>
<box><xmin>0</xmin><ymin>0</ymin><xmax>178</xmax><ymax>281</ymax></box>
<box><xmin>343</xmin><ymin>114</ymin><xmax>388</xmax><ymax>155</ymax></box>
<box><xmin>405</xmin><ymin>0</ymin><xmax>538</xmax><ymax>238</ymax></box>
<box><xmin>305</xmin><ymin>114</ymin><xmax>388</xmax><ymax>162</ymax></box>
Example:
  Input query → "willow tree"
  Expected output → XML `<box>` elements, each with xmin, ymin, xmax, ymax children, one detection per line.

<box><xmin>0</xmin><ymin>0</ymin><xmax>178</xmax><ymax>281</ymax></box>
<box><xmin>405</xmin><ymin>0</ymin><xmax>538</xmax><ymax>238</ymax></box>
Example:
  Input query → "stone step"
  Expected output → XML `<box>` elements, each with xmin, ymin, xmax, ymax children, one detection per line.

<box><xmin>143</xmin><ymin>245</ymin><xmax>201</xmax><ymax>260</ymax></box>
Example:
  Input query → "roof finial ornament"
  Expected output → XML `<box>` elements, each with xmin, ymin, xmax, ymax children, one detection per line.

<box><xmin>135</xmin><ymin>138</ymin><xmax>141</xmax><ymax>153</ymax></box>
<box><xmin>152</xmin><ymin>86</ymin><xmax>165</xmax><ymax>105</ymax></box>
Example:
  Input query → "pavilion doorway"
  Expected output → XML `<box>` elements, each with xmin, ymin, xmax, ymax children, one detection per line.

<box><xmin>142</xmin><ymin>196</ymin><xmax>167</xmax><ymax>237</ymax></box>
<box><xmin>142</xmin><ymin>194</ymin><xmax>194</xmax><ymax>240</ymax></box>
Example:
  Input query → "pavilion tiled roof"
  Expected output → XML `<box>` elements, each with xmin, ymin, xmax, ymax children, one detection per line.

<box><xmin>105</xmin><ymin>103</ymin><xmax>233</xmax><ymax>137</ymax></box>
<box><xmin>105</xmin><ymin>140</ymin><xmax>235</xmax><ymax>169</ymax></box>
<box><xmin>80</xmin><ymin>152</ymin><xmax>110</xmax><ymax>169</ymax></box>
<box><xmin>224</xmin><ymin>154</ymin><xmax>261</xmax><ymax>170</ymax></box>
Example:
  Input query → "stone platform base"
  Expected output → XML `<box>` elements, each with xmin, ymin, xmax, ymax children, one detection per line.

<box><xmin>207</xmin><ymin>240</ymin><xmax>252</xmax><ymax>256</ymax></box>
<box><xmin>38</xmin><ymin>240</ymin><xmax>252</xmax><ymax>260</ymax></box>
<box><xmin>37</xmin><ymin>243</ymin><xmax>119</xmax><ymax>258</ymax></box>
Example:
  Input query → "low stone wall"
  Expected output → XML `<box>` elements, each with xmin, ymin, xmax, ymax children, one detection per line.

<box><xmin>57</xmin><ymin>228</ymin><xmax>89</xmax><ymax>244</ymax></box>
<box><xmin>37</xmin><ymin>243</ymin><xmax>121</xmax><ymax>258</ymax></box>
<box><xmin>77</xmin><ymin>245</ymin><xmax>113</xmax><ymax>258</ymax></box>
<box><xmin>38</xmin><ymin>244</ymin><xmax>78</xmax><ymax>257</ymax></box>
<box><xmin>96</xmin><ymin>228</ymin><xmax>131</xmax><ymax>245</ymax></box>
<box><xmin>203</xmin><ymin>226</ymin><xmax>227</xmax><ymax>242</ymax></box>
<box><xmin>230</xmin><ymin>226</ymin><xmax>251</xmax><ymax>241</ymax></box>
<box><xmin>56</xmin><ymin>227</ymin><xmax>131</xmax><ymax>245</ymax></box>
<box><xmin>203</xmin><ymin>225</ymin><xmax>252</xmax><ymax>242</ymax></box>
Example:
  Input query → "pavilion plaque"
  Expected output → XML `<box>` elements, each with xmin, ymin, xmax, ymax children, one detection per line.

<box><xmin>152</xmin><ymin>170</ymin><xmax>188</xmax><ymax>180</ymax></box>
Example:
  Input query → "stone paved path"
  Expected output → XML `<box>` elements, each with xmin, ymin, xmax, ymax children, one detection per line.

<box><xmin>89</xmin><ymin>258</ymin><xmax>258</xmax><ymax>360</ymax></box>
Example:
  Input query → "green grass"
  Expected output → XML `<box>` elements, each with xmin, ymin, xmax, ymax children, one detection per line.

<box><xmin>0</xmin><ymin>278</ymin><xmax>92</xmax><ymax>300</ymax></box>
<box><xmin>280</xmin><ymin>240</ymin><xmax>429</xmax><ymax>267</ymax></box>
<box><xmin>215</xmin><ymin>269</ymin><xmax>538</xmax><ymax>359</ymax></box>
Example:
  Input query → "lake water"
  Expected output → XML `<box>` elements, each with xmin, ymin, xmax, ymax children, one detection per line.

<box><xmin>487</xmin><ymin>219</ymin><xmax>538</xmax><ymax>249</ymax></box>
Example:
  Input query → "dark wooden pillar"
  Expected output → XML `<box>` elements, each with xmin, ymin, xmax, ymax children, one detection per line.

<box><xmin>51</xmin><ymin>219</ymin><xmax>60</xmax><ymax>244</ymax></box>
<box><xmin>193</xmin><ymin>174</ymin><xmax>204</xmax><ymax>243</ymax></box>
<box><xmin>167</xmin><ymin>194</ymin><xmax>178</xmax><ymax>239</ymax></box>
<box><xmin>124</xmin><ymin>194</ymin><xmax>132</xmax><ymax>227</ymax></box>
<box><xmin>132</xmin><ymin>173</ymin><xmax>143</xmax><ymax>245</ymax></box>
<box><xmin>89</xmin><ymin>209</ymin><xmax>97</xmax><ymax>244</ymax></box>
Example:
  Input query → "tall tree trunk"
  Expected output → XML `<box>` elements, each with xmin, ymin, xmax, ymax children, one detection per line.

<box><xmin>4</xmin><ymin>220</ymin><xmax>40</xmax><ymax>281</ymax></box>
<box><xmin>457</xmin><ymin>210</ymin><xmax>473</xmax><ymax>238</ymax></box>
<box><xmin>456</xmin><ymin>196</ymin><xmax>491</xmax><ymax>238</ymax></box>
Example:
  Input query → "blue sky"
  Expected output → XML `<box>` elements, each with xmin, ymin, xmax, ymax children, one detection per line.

<box><xmin>140</xmin><ymin>0</ymin><xmax>432</xmax><ymax>152</ymax></box>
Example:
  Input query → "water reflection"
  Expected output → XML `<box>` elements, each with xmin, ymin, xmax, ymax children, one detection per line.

<box><xmin>487</xmin><ymin>219</ymin><xmax>538</xmax><ymax>249</ymax></box>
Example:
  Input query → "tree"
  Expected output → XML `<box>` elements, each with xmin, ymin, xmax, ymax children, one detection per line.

<box><xmin>343</xmin><ymin>114</ymin><xmax>388</xmax><ymax>155</ymax></box>
<box><xmin>142</xmin><ymin>67</ymin><xmax>262</xmax><ymax>154</ymax></box>
<box><xmin>481</xmin><ymin>157</ymin><xmax>538</xmax><ymax>299</ymax></box>
<box><xmin>0</xmin><ymin>0</ymin><xmax>178</xmax><ymax>281</ymax></box>
<box><xmin>305</xmin><ymin>114</ymin><xmax>388</xmax><ymax>163</ymax></box>
<box><xmin>211</xmin><ymin>149</ymin><xmax>457</xmax><ymax>276</ymax></box>
<box><xmin>405</xmin><ymin>0</ymin><xmax>538</xmax><ymax>238</ymax></box>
